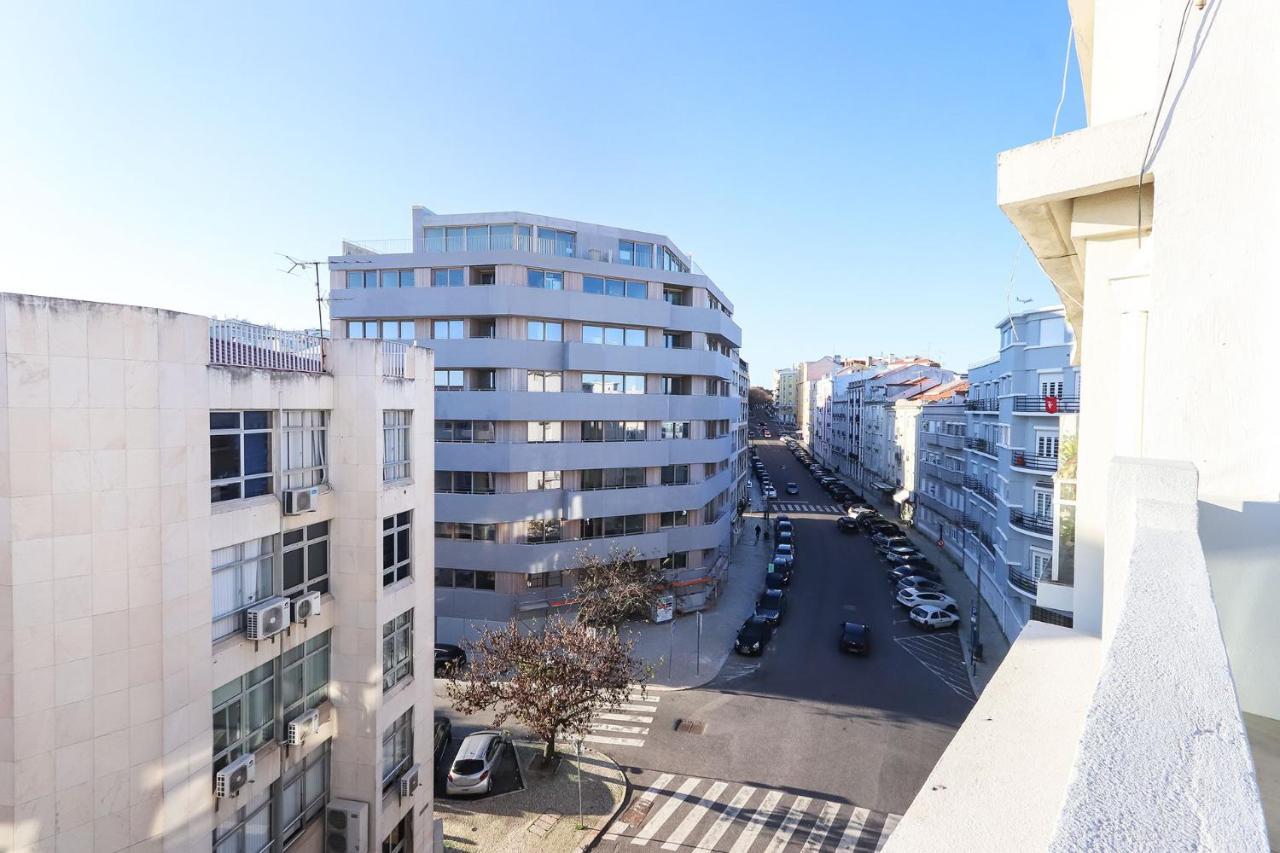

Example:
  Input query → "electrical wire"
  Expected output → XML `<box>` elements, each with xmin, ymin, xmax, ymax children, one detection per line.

<box><xmin>1137</xmin><ymin>0</ymin><xmax>1197</xmax><ymax>246</ymax></box>
<box><xmin>1051</xmin><ymin>22</ymin><xmax>1075</xmax><ymax>137</ymax></box>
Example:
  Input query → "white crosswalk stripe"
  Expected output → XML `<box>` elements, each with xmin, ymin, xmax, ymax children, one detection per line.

<box><xmin>584</xmin><ymin>684</ymin><xmax>665</xmax><ymax>751</ymax></box>
<box><xmin>772</xmin><ymin>502</ymin><xmax>841</xmax><ymax>514</ymax></box>
<box><xmin>603</xmin><ymin>774</ymin><xmax>900</xmax><ymax>852</ymax></box>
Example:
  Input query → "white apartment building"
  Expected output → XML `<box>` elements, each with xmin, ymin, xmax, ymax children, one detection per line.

<box><xmin>329</xmin><ymin>208</ymin><xmax>745</xmax><ymax>640</ymax></box>
<box><xmin>771</xmin><ymin>367</ymin><xmax>797</xmax><ymax>425</ymax></box>
<box><xmin>891</xmin><ymin>0</ymin><xmax>1274</xmax><ymax>847</ymax></box>
<box><xmin>0</xmin><ymin>295</ymin><xmax>436</xmax><ymax>853</ymax></box>
<box><xmin>796</xmin><ymin>356</ymin><xmax>840</xmax><ymax>448</ymax></box>
<box><xmin>915</xmin><ymin>385</ymin><xmax>970</xmax><ymax>564</ymax></box>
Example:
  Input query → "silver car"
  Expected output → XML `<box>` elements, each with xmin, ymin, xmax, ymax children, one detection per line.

<box><xmin>446</xmin><ymin>730</ymin><xmax>506</xmax><ymax>795</ymax></box>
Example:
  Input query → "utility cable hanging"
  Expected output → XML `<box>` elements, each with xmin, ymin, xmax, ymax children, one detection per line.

<box><xmin>1051</xmin><ymin>22</ymin><xmax>1075</xmax><ymax>137</ymax></box>
<box><xmin>1137</xmin><ymin>0</ymin><xmax>1198</xmax><ymax>247</ymax></box>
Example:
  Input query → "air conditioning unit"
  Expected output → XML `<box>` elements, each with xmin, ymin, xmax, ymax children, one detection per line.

<box><xmin>286</xmin><ymin>709</ymin><xmax>320</xmax><ymax>746</ymax></box>
<box><xmin>325</xmin><ymin>799</ymin><xmax>369</xmax><ymax>853</ymax></box>
<box><xmin>283</xmin><ymin>486</ymin><xmax>319</xmax><ymax>515</ymax></box>
<box><xmin>398</xmin><ymin>763</ymin><xmax>422</xmax><ymax>798</ymax></box>
<box><xmin>214</xmin><ymin>753</ymin><xmax>256</xmax><ymax>798</ymax></box>
<box><xmin>293</xmin><ymin>591</ymin><xmax>322</xmax><ymax>622</ymax></box>
<box><xmin>245</xmin><ymin>596</ymin><xmax>291</xmax><ymax>640</ymax></box>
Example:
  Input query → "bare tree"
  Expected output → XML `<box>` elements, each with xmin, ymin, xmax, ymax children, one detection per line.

<box><xmin>572</xmin><ymin>546</ymin><xmax>669</xmax><ymax>628</ymax></box>
<box><xmin>447</xmin><ymin>617</ymin><xmax>651</xmax><ymax>762</ymax></box>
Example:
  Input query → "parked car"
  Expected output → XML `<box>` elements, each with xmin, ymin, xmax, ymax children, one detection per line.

<box><xmin>764</xmin><ymin>486</ymin><xmax>778</xmax><ymax>499</ymax></box>
<box><xmin>785</xmin><ymin>482</ymin><xmax>800</xmax><ymax>495</ymax></box>
<box><xmin>765</xmin><ymin>568</ymin><xmax>791</xmax><ymax>589</ymax></box>
<box><xmin>775</xmin><ymin>519</ymin><xmax>794</xmax><ymax>535</ymax></box>
<box><xmin>776</xmin><ymin>530</ymin><xmax>794</xmax><ymax>550</ymax></box>
<box><xmin>775</xmin><ymin>514</ymin><xmax>791</xmax><ymax>525</ymax></box>
<box><xmin>910</xmin><ymin>604</ymin><xmax>960</xmax><ymax>630</ymax></box>
<box><xmin>735</xmin><ymin>615</ymin><xmax>775</xmax><ymax>655</ymax></box>
<box><xmin>435</xmin><ymin>644</ymin><xmax>468</xmax><ymax>676</ymax></box>
<box><xmin>839</xmin><ymin>621</ymin><xmax>871</xmax><ymax>654</ymax></box>
<box><xmin>897</xmin><ymin>588</ymin><xmax>959</xmax><ymax>612</ymax></box>
<box><xmin>754</xmin><ymin>589</ymin><xmax>788</xmax><ymax>626</ymax></box>
<box><xmin>836</xmin><ymin>516</ymin><xmax>860</xmax><ymax>533</ymax></box>
<box><xmin>888</xmin><ymin>564</ymin><xmax>943</xmax><ymax>585</ymax></box>
<box><xmin>895</xmin><ymin>577</ymin><xmax>947</xmax><ymax>595</ymax></box>
<box><xmin>446</xmin><ymin>730</ymin><xmax>507</xmax><ymax>795</ymax></box>
<box><xmin>433</xmin><ymin>716</ymin><xmax>453</xmax><ymax>769</ymax></box>
<box><xmin>874</xmin><ymin>536</ymin><xmax>911</xmax><ymax>553</ymax></box>
<box><xmin>773</xmin><ymin>543</ymin><xmax>795</xmax><ymax>566</ymax></box>
<box><xmin>885</xmin><ymin>549</ymin><xmax>927</xmax><ymax>565</ymax></box>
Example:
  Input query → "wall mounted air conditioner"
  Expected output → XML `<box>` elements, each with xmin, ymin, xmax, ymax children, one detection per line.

<box><xmin>284</xmin><ymin>486</ymin><xmax>319</xmax><ymax>515</ymax></box>
<box><xmin>293</xmin><ymin>591</ymin><xmax>322</xmax><ymax>622</ymax></box>
<box><xmin>398</xmin><ymin>763</ymin><xmax>421</xmax><ymax>798</ymax></box>
<box><xmin>214</xmin><ymin>754</ymin><xmax>256</xmax><ymax>798</ymax></box>
<box><xmin>286</xmin><ymin>709</ymin><xmax>320</xmax><ymax>746</ymax></box>
<box><xmin>325</xmin><ymin>799</ymin><xmax>369</xmax><ymax>853</ymax></box>
<box><xmin>245</xmin><ymin>596</ymin><xmax>291</xmax><ymax>640</ymax></box>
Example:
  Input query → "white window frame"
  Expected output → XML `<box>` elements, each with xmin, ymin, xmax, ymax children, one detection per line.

<box><xmin>382</xmin><ymin>610</ymin><xmax>413</xmax><ymax>692</ymax></box>
<box><xmin>382</xmin><ymin>511</ymin><xmax>412</xmax><ymax>587</ymax></box>
<box><xmin>212</xmin><ymin>537</ymin><xmax>274</xmax><ymax>641</ymax></box>
<box><xmin>282</xmin><ymin>410</ymin><xmax>327</xmax><ymax>490</ymax></box>
<box><xmin>383</xmin><ymin>411</ymin><xmax>412</xmax><ymax>481</ymax></box>
<box><xmin>210</xmin><ymin>411</ymin><xmax>273</xmax><ymax>503</ymax></box>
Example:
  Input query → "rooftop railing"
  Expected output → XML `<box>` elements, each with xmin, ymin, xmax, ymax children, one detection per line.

<box><xmin>209</xmin><ymin>319</ymin><xmax>326</xmax><ymax>373</ymax></box>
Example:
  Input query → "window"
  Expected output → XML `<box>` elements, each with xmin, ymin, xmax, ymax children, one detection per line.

<box><xmin>383</xmin><ymin>813</ymin><xmax>412</xmax><ymax>853</ymax></box>
<box><xmin>435</xmin><ymin>369</ymin><xmax>465</xmax><ymax>391</ymax></box>
<box><xmin>659</xmin><ymin>510</ymin><xmax>689</xmax><ymax>528</ymax></box>
<box><xmin>1034</xmin><ymin>491</ymin><xmax>1054</xmax><ymax>520</ymax></box>
<box><xmin>436</xmin><ymin>420</ymin><xmax>495</xmax><ymax>443</ymax></box>
<box><xmin>382</xmin><ymin>511</ymin><xmax>412</xmax><ymax>587</ymax></box>
<box><xmin>527</xmin><ymin>421</ymin><xmax>562</xmax><ymax>443</ymax></box>
<box><xmin>435</xmin><ymin>568</ymin><xmax>497</xmax><ymax>590</ymax></box>
<box><xmin>210</xmin><ymin>411</ymin><xmax>272</xmax><ymax>502</ymax></box>
<box><xmin>382</xmin><ymin>708</ymin><xmax>414</xmax><ymax>790</ymax></box>
<box><xmin>471</xmin><ymin>319</ymin><xmax>496</xmax><ymax>338</ymax></box>
<box><xmin>527</xmin><ymin>320</ymin><xmax>563</xmax><ymax>342</ymax></box>
<box><xmin>383</xmin><ymin>410</ymin><xmax>412</xmax><ymax>481</ymax></box>
<box><xmin>617</xmin><ymin>240</ymin><xmax>653</xmax><ymax>269</ymax></box>
<box><xmin>581</xmin><ymin>468</ymin><xmax>646</xmax><ymax>491</ymax></box>
<box><xmin>213</xmin><ymin>792</ymin><xmax>272</xmax><ymax>853</ymax></box>
<box><xmin>527</xmin><ymin>470</ymin><xmax>562</xmax><ymax>491</ymax></box>
<box><xmin>536</xmin><ymin>227</ymin><xmax>575</xmax><ymax>257</ymax></box>
<box><xmin>433</xmin><ymin>319</ymin><xmax>464</xmax><ymax>339</ymax></box>
<box><xmin>582</xmin><ymin>515</ymin><xmax>645</xmax><ymax>539</ymax></box>
<box><xmin>581</xmin><ymin>324</ymin><xmax>645</xmax><ymax>346</ymax></box>
<box><xmin>582</xmin><ymin>420</ymin><xmax>646</xmax><ymax>442</ymax></box>
<box><xmin>662</xmin><ymin>287</ymin><xmax>690</xmax><ymax>306</ymax></box>
<box><xmin>525</xmin><ymin>571</ymin><xmax>563</xmax><ymax>589</ymax></box>
<box><xmin>581</xmin><ymin>373</ymin><xmax>644</xmax><ymax>394</ymax></box>
<box><xmin>1036</xmin><ymin>433</ymin><xmax>1060</xmax><ymax>459</ymax></box>
<box><xmin>661</xmin><ymin>421</ymin><xmax>691</xmax><ymax>440</ymax></box>
<box><xmin>1040</xmin><ymin>375</ymin><xmax>1065</xmax><ymax>398</ymax></box>
<box><xmin>282</xmin><ymin>521</ymin><xmax>329</xmax><ymax>598</ymax></box>
<box><xmin>583</xmin><ymin>276</ymin><xmax>647</xmax><ymax>299</ymax></box>
<box><xmin>347</xmin><ymin>269</ymin><xmax>412</xmax><ymax>289</ymax></box>
<box><xmin>213</xmin><ymin>661</ymin><xmax>275</xmax><ymax>773</ymax></box>
<box><xmin>661</xmin><ymin>551</ymin><xmax>689</xmax><ymax>572</ymax></box>
<box><xmin>528</xmin><ymin>370</ymin><xmax>563</xmax><ymax>392</ymax></box>
<box><xmin>432</xmin><ymin>268</ymin><xmax>464</xmax><ymax>287</ymax></box>
<box><xmin>661</xmin><ymin>464</ymin><xmax>690</xmax><ymax>485</ymax></box>
<box><xmin>527</xmin><ymin>518</ymin><xmax>562</xmax><ymax>544</ymax></box>
<box><xmin>660</xmin><ymin>376</ymin><xmax>690</xmax><ymax>395</ymax></box>
<box><xmin>527</xmin><ymin>269</ymin><xmax>563</xmax><ymax>290</ymax></box>
<box><xmin>434</xmin><ymin>521</ymin><xmax>496</xmax><ymax>541</ymax></box>
<box><xmin>282</xmin><ymin>631</ymin><xmax>330</xmax><ymax>726</ymax></box>
<box><xmin>280</xmin><ymin>741</ymin><xmax>330</xmax><ymax>845</ymax></box>
<box><xmin>473</xmin><ymin>369</ymin><xmax>496</xmax><ymax>391</ymax></box>
<box><xmin>383</xmin><ymin>611</ymin><xmax>413</xmax><ymax>692</ymax></box>
<box><xmin>660</xmin><ymin>247</ymin><xmax>689</xmax><ymax>273</ymax></box>
<box><xmin>282</xmin><ymin>410</ymin><xmax>327</xmax><ymax>490</ymax></box>
<box><xmin>435</xmin><ymin>471</ymin><xmax>495</xmax><ymax>494</ymax></box>
<box><xmin>1031</xmin><ymin>550</ymin><xmax>1053</xmax><ymax>580</ymax></box>
<box><xmin>212</xmin><ymin>537</ymin><xmax>273</xmax><ymax>641</ymax></box>
<box><xmin>348</xmin><ymin>320</ymin><xmax>415</xmax><ymax>340</ymax></box>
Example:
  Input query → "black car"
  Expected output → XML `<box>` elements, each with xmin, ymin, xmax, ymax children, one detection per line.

<box><xmin>774</xmin><ymin>513</ymin><xmax>791</xmax><ymax>525</ymax></box>
<box><xmin>839</xmin><ymin>622</ymin><xmax>871</xmax><ymax>654</ymax></box>
<box><xmin>888</xmin><ymin>564</ymin><xmax>942</xmax><ymax>585</ymax></box>
<box><xmin>433</xmin><ymin>716</ymin><xmax>453</xmax><ymax>769</ymax></box>
<box><xmin>785</xmin><ymin>482</ymin><xmax>800</xmax><ymax>495</ymax></box>
<box><xmin>836</xmin><ymin>516</ymin><xmax>859</xmax><ymax>533</ymax></box>
<box><xmin>735</xmin><ymin>615</ymin><xmax>775</xmax><ymax>656</ymax></box>
<box><xmin>754</xmin><ymin>589</ymin><xmax>787</xmax><ymax>626</ymax></box>
<box><xmin>765</xmin><ymin>569</ymin><xmax>790</xmax><ymax>590</ymax></box>
<box><xmin>435</xmin><ymin>643</ymin><xmax>468</xmax><ymax>676</ymax></box>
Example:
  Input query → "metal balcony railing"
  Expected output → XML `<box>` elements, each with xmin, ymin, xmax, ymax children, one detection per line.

<box><xmin>1012</xmin><ymin>395</ymin><xmax>1080</xmax><ymax>414</ymax></box>
<box><xmin>918</xmin><ymin>491</ymin><xmax>963</xmax><ymax>522</ymax></box>
<box><xmin>1010</xmin><ymin>451</ymin><xmax>1059</xmax><ymax>472</ymax></box>
<box><xmin>1009</xmin><ymin>508</ymin><xmax>1054</xmax><ymax>536</ymax></box>
<box><xmin>965</xmin><ymin>436</ymin><xmax>997</xmax><ymax>456</ymax></box>
<box><xmin>964</xmin><ymin>477</ymin><xmax>998</xmax><ymax>507</ymax></box>
<box><xmin>209</xmin><ymin>319</ymin><xmax>326</xmax><ymax>373</ymax></box>
<box><xmin>965</xmin><ymin>398</ymin><xmax>999</xmax><ymax>412</ymax></box>
<box><xmin>1007</xmin><ymin>564</ymin><xmax>1038</xmax><ymax>595</ymax></box>
<box><xmin>961</xmin><ymin>516</ymin><xmax>995</xmax><ymax>553</ymax></box>
<box><xmin>922</xmin><ymin>459</ymin><xmax>963</xmax><ymax>485</ymax></box>
<box><xmin>935</xmin><ymin>432</ymin><xmax>966</xmax><ymax>450</ymax></box>
<box><xmin>382</xmin><ymin>341</ymin><xmax>408</xmax><ymax>378</ymax></box>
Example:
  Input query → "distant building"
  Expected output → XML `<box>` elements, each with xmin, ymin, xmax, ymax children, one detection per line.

<box><xmin>772</xmin><ymin>366</ymin><xmax>798</xmax><ymax>424</ymax></box>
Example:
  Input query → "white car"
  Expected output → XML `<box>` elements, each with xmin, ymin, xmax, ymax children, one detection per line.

<box><xmin>897</xmin><ymin>589</ymin><xmax>958</xmax><ymax>611</ymax></box>
<box><xmin>910</xmin><ymin>604</ymin><xmax>960</xmax><ymax>630</ymax></box>
<box><xmin>764</xmin><ymin>487</ymin><xmax>778</xmax><ymax>499</ymax></box>
<box><xmin>773</xmin><ymin>543</ymin><xmax>795</xmax><ymax>566</ymax></box>
<box><xmin>446</xmin><ymin>730</ymin><xmax>506</xmax><ymax>795</ymax></box>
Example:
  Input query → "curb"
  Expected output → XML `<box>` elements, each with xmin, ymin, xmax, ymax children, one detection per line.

<box><xmin>578</xmin><ymin>747</ymin><xmax>631</xmax><ymax>852</ymax></box>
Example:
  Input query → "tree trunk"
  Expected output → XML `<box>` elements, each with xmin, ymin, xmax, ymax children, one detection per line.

<box><xmin>544</xmin><ymin>731</ymin><xmax>556</xmax><ymax>762</ymax></box>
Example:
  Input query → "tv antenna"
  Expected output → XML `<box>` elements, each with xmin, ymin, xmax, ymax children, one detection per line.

<box><xmin>280</xmin><ymin>255</ymin><xmax>330</xmax><ymax>335</ymax></box>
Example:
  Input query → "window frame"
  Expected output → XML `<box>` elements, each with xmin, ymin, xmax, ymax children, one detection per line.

<box><xmin>212</xmin><ymin>536</ymin><xmax>274</xmax><ymax>641</ymax></box>
<box><xmin>210</xmin><ymin>411</ymin><xmax>273</xmax><ymax>503</ymax></box>
<box><xmin>383</xmin><ymin>410</ymin><xmax>412</xmax><ymax>481</ymax></box>
<box><xmin>281</xmin><ymin>520</ymin><xmax>330</xmax><ymax>599</ymax></box>
<box><xmin>382</xmin><ymin>610</ymin><xmax>413</xmax><ymax>693</ymax></box>
<box><xmin>381</xmin><ymin>708</ymin><xmax>414</xmax><ymax>791</ymax></box>
<box><xmin>280</xmin><ymin>630</ymin><xmax>331</xmax><ymax>727</ymax></box>
<box><xmin>212</xmin><ymin>661</ymin><xmax>276</xmax><ymax>774</ymax></box>
<box><xmin>382</xmin><ymin>511</ymin><xmax>413</xmax><ymax>587</ymax></box>
<box><xmin>281</xmin><ymin>410</ymin><xmax>328</xmax><ymax>490</ymax></box>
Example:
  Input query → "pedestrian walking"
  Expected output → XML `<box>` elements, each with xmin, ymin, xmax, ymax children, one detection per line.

<box><xmin>754</xmin><ymin>524</ymin><xmax>761</xmax><ymax>543</ymax></box>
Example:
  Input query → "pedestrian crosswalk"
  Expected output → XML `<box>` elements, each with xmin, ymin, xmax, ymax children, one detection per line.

<box><xmin>582</xmin><ymin>684</ymin><xmax>671</xmax><ymax>750</ymax></box>
<box><xmin>771</xmin><ymin>502</ymin><xmax>842</xmax><ymax>515</ymax></box>
<box><xmin>602</xmin><ymin>773</ymin><xmax>901</xmax><ymax>851</ymax></box>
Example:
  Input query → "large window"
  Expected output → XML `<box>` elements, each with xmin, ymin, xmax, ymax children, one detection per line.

<box><xmin>527</xmin><ymin>518</ymin><xmax>561</xmax><ymax>544</ymax></box>
<box><xmin>348</xmin><ymin>320</ymin><xmax>415</xmax><ymax>340</ymax></box>
<box><xmin>581</xmin><ymin>373</ymin><xmax>645</xmax><ymax>394</ymax></box>
<box><xmin>581</xmin><ymin>468</ymin><xmax>646</xmax><ymax>490</ymax></box>
<box><xmin>210</xmin><ymin>411</ymin><xmax>272</xmax><ymax>503</ymax></box>
<box><xmin>435</xmin><ymin>369</ymin><xmax>465</xmax><ymax>391</ymax></box>
<box><xmin>436</xmin><ymin>420</ymin><xmax>495</xmax><ymax>443</ymax></box>
<box><xmin>661</xmin><ymin>421</ymin><xmax>691</xmax><ymax>440</ymax></box>
<box><xmin>432</xmin><ymin>319</ymin><xmax>464</xmax><ymax>339</ymax></box>
<box><xmin>435</xmin><ymin>471</ymin><xmax>495</xmax><ymax>494</ymax></box>
<box><xmin>661</xmin><ymin>247</ymin><xmax>689</xmax><ymax>273</ymax></box>
<box><xmin>526</xmin><ymin>571</ymin><xmax>563</xmax><ymax>589</ymax></box>
<box><xmin>661</xmin><ymin>464</ymin><xmax>690</xmax><ymax>485</ymax></box>
<box><xmin>582</xmin><ymin>420</ymin><xmax>646</xmax><ymax>442</ymax></box>
<box><xmin>660</xmin><ymin>376</ymin><xmax>691</xmax><ymax>395</ymax></box>
<box><xmin>434</xmin><ymin>521</ymin><xmax>496</xmax><ymax>541</ymax></box>
<box><xmin>617</xmin><ymin>240</ymin><xmax>653</xmax><ymax>269</ymax></box>
<box><xmin>583</xmin><ymin>276</ymin><xmax>647</xmax><ymax>299</ymax></box>
<box><xmin>212</xmin><ymin>537</ymin><xmax>273</xmax><ymax>641</ymax></box>
<box><xmin>382</xmin><ymin>511</ymin><xmax>412</xmax><ymax>587</ymax></box>
<box><xmin>527</xmin><ymin>421</ymin><xmax>562</xmax><ymax>443</ymax></box>
<box><xmin>582</xmin><ymin>515</ymin><xmax>646</xmax><ymax>539</ymax></box>
<box><xmin>282</xmin><ymin>521</ymin><xmax>329</xmax><ymax>598</ymax></box>
<box><xmin>660</xmin><ymin>510</ymin><xmax>689</xmax><ymax>528</ymax></box>
<box><xmin>383</xmin><ymin>610</ymin><xmax>413</xmax><ymax>692</ymax></box>
<box><xmin>346</xmin><ymin>269</ymin><xmax>414</xmax><ymax>289</ymax></box>
<box><xmin>528</xmin><ymin>370</ymin><xmax>563</xmax><ymax>392</ymax></box>
<box><xmin>435</xmin><ymin>568</ymin><xmax>497</xmax><ymax>590</ymax></box>
<box><xmin>280</xmin><ymin>741</ymin><xmax>330</xmax><ymax>845</ymax></box>
<box><xmin>383</xmin><ymin>411</ymin><xmax>411</xmax><ymax>481</ymax></box>
<box><xmin>282</xmin><ymin>631</ymin><xmax>330</xmax><ymax>726</ymax></box>
<box><xmin>282</xmin><ymin>410</ymin><xmax>327</xmax><ymax>490</ymax></box>
<box><xmin>213</xmin><ymin>792</ymin><xmax>272</xmax><ymax>853</ymax></box>
<box><xmin>213</xmin><ymin>661</ymin><xmax>275</xmax><ymax>772</ymax></box>
<box><xmin>383</xmin><ymin>812</ymin><xmax>412</xmax><ymax>853</ymax></box>
<box><xmin>527</xmin><ymin>269</ymin><xmax>563</xmax><ymax>290</ymax></box>
<box><xmin>536</xmin><ymin>227</ymin><xmax>575</xmax><ymax>257</ymax></box>
<box><xmin>381</xmin><ymin>708</ymin><xmax>414</xmax><ymax>790</ymax></box>
<box><xmin>527</xmin><ymin>320</ymin><xmax>563</xmax><ymax>342</ymax></box>
<box><xmin>581</xmin><ymin>325</ymin><xmax>646</xmax><ymax>346</ymax></box>
<box><xmin>432</xmin><ymin>268</ymin><xmax>464</xmax><ymax>287</ymax></box>
<box><xmin>527</xmin><ymin>470</ymin><xmax>562</xmax><ymax>491</ymax></box>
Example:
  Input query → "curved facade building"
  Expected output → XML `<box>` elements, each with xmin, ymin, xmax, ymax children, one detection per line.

<box><xmin>330</xmin><ymin>208</ymin><xmax>747</xmax><ymax>635</ymax></box>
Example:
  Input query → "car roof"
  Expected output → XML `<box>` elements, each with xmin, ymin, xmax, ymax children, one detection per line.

<box><xmin>455</xmin><ymin>730</ymin><xmax>502</xmax><ymax>758</ymax></box>
<box><xmin>842</xmin><ymin>621</ymin><xmax>868</xmax><ymax>633</ymax></box>
<box><xmin>741</xmin><ymin>615</ymin><xmax>771</xmax><ymax>628</ymax></box>
<box><xmin>913</xmin><ymin>603</ymin><xmax>952</xmax><ymax>614</ymax></box>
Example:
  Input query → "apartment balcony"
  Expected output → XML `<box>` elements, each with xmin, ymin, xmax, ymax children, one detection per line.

<box><xmin>1010</xmin><ymin>449</ymin><xmax>1058</xmax><ymax>473</ymax></box>
<box><xmin>935</xmin><ymin>432</ymin><xmax>966</xmax><ymax>451</ymax></box>
<box><xmin>1009</xmin><ymin>508</ymin><xmax>1053</xmax><ymax>538</ymax></box>
<box><xmin>961</xmin><ymin>516</ymin><xmax>995</xmax><ymax>553</ymax></box>
<box><xmin>1011</xmin><ymin>394</ymin><xmax>1080</xmax><ymax>415</ymax></box>
<box><xmin>921</xmin><ymin>459</ymin><xmax>963</xmax><ymax>486</ymax></box>
<box><xmin>964</xmin><ymin>437</ymin><xmax>998</xmax><ymax>458</ymax></box>
<box><xmin>1007</xmin><ymin>563</ymin><xmax>1038</xmax><ymax>598</ymax></box>
<box><xmin>965</xmin><ymin>398</ymin><xmax>999</xmax><ymax>413</ymax></box>
<box><xmin>917</xmin><ymin>491</ymin><xmax>963</xmax><ymax>523</ymax></box>
<box><xmin>964</xmin><ymin>476</ymin><xmax>998</xmax><ymax>508</ymax></box>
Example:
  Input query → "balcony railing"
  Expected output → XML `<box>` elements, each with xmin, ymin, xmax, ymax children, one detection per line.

<box><xmin>1012</xmin><ymin>395</ymin><xmax>1080</xmax><ymax>414</ymax></box>
<box><xmin>1009</xmin><ymin>508</ymin><xmax>1054</xmax><ymax>536</ymax></box>
<box><xmin>918</xmin><ymin>491</ymin><xmax>963</xmax><ymax>522</ymax></box>
<box><xmin>382</xmin><ymin>341</ymin><xmax>408</xmax><ymax>378</ymax></box>
<box><xmin>964</xmin><ymin>476</ymin><xmax>998</xmax><ymax>507</ymax></box>
<box><xmin>965</xmin><ymin>398</ymin><xmax>999</xmax><ymax>412</ymax></box>
<box><xmin>1010</xmin><ymin>450</ymin><xmax>1059</xmax><ymax>472</ymax></box>
<box><xmin>961</xmin><ymin>516</ymin><xmax>996</xmax><ymax>553</ymax></box>
<box><xmin>209</xmin><ymin>319</ymin><xmax>326</xmax><ymax>373</ymax></box>
<box><xmin>922</xmin><ymin>459</ymin><xmax>963</xmax><ymax>485</ymax></box>
<box><xmin>935</xmin><ymin>432</ymin><xmax>966</xmax><ymax>450</ymax></box>
<box><xmin>965</xmin><ymin>437</ymin><xmax>997</xmax><ymax>457</ymax></box>
<box><xmin>1007</xmin><ymin>564</ymin><xmax>1038</xmax><ymax>595</ymax></box>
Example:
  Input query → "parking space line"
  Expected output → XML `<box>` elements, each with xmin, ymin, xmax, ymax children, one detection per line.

<box><xmin>633</xmin><ymin>776</ymin><xmax>703</xmax><ymax>844</ymax></box>
<box><xmin>660</xmin><ymin>780</ymin><xmax>728</xmax><ymax>851</ymax></box>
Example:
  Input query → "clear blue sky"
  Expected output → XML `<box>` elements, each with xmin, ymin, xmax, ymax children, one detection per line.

<box><xmin>0</xmin><ymin>1</ymin><xmax>1082</xmax><ymax>381</ymax></box>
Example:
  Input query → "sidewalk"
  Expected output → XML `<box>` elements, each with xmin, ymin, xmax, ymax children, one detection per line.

<box><xmin>623</xmin><ymin>494</ymin><xmax>771</xmax><ymax>689</ymax></box>
<box><xmin>812</xmin><ymin>448</ymin><xmax>1011</xmax><ymax>696</ymax></box>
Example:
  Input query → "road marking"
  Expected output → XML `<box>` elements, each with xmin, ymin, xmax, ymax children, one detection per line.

<box><xmin>603</xmin><ymin>772</ymin><xmax>673</xmax><ymax>842</ymax></box>
<box><xmin>633</xmin><ymin>776</ymin><xmax>703</xmax><ymax>844</ymax></box>
<box><xmin>584</xmin><ymin>733</ymin><xmax>647</xmax><ymax>748</ymax></box>
<box><xmin>595</xmin><ymin>712</ymin><xmax>654</xmax><ymax>723</ymax></box>
<box><xmin>728</xmin><ymin>789</ymin><xmax>784</xmax><ymax>853</ymax></box>
<box><xmin>800</xmin><ymin>800</ymin><xmax>842</xmax><ymax>852</ymax></box>
<box><xmin>875</xmin><ymin>814</ymin><xmax>902</xmax><ymax>850</ymax></box>
<box><xmin>833</xmin><ymin>806</ymin><xmax>870</xmax><ymax>851</ymax></box>
<box><xmin>591</xmin><ymin>723</ymin><xmax>648</xmax><ymax>735</ymax></box>
<box><xmin>895</xmin><ymin>634</ymin><xmax>977</xmax><ymax>702</ymax></box>
<box><xmin>692</xmin><ymin>784</ymin><xmax>756</xmax><ymax>851</ymax></box>
<box><xmin>762</xmin><ymin>795</ymin><xmax>812</xmax><ymax>852</ymax></box>
<box><xmin>606</xmin><ymin>702</ymin><xmax>660</xmax><ymax>713</ymax></box>
<box><xmin>660</xmin><ymin>780</ymin><xmax>728</xmax><ymax>851</ymax></box>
